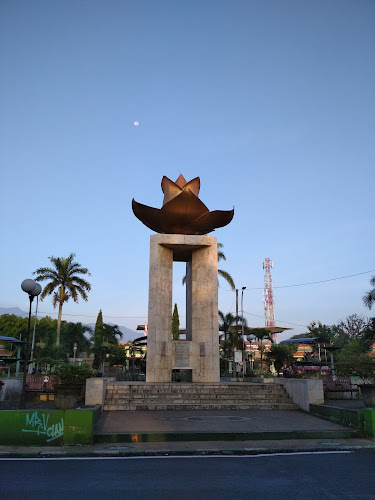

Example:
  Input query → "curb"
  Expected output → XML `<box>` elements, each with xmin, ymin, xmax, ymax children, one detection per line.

<box><xmin>1</xmin><ymin>444</ymin><xmax>375</xmax><ymax>458</ymax></box>
<box><xmin>93</xmin><ymin>429</ymin><xmax>364</xmax><ymax>443</ymax></box>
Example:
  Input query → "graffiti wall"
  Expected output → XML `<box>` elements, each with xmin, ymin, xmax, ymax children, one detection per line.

<box><xmin>0</xmin><ymin>407</ymin><xmax>100</xmax><ymax>446</ymax></box>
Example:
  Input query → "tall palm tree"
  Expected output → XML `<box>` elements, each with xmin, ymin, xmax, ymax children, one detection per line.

<box><xmin>182</xmin><ymin>242</ymin><xmax>235</xmax><ymax>290</ymax></box>
<box><xmin>217</xmin><ymin>243</ymin><xmax>235</xmax><ymax>291</ymax></box>
<box><xmin>33</xmin><ymin>253</ymin><xmax>91</xmax><ymax>346</ymax></box>
<box><xmin>363</xmin><ymin>275</ymin><xmax>375</xmax><ymax>310</ymax></box>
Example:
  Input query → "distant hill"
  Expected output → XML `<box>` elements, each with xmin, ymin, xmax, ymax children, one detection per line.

<box><xmin>85</xmin><ymin>323</ymin><xmax>140</xmax><ymax>342</ymax></box>
<box><xmin>0</xmin><ymin>307</ymin><xmax>29</xmax><ymax>318</ymax></box>
<box><xmin>0</xmin><ymin>307</ymin><xmax>139</xmax><ymax>342</ymax></box>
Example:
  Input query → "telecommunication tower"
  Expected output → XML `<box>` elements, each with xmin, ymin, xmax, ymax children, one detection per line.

<box><xmin>263</xmin><ymin>258</ymin><xmax>276</xmax><ymax>342</ymax></box>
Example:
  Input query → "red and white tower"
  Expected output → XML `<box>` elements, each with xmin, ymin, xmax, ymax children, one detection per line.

<box><xmin>263</xmin><ymin>258</ymin><xmax>276</xmax><ymax>342</ymax></box>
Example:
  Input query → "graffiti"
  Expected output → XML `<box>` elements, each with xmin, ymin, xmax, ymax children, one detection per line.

<box><xmin>22</xmin><ymin>411</ymin><xmax>64</xmax><ymax>443</ymax></box>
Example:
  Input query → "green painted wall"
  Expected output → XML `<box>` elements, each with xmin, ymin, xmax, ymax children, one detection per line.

<box><xmin>0</xmin><ymin>406</ymin><xmax>101</xmax><ymax>446</ymax></box>
<box><xmin>362</xmin><ymin>409</ymin><xmax>375</xmax><ymax>439</ymax></box>
<box><xmin>310</xmin><ymin>404</ymin><xmax>375</xmax><ymax>439</ymax></box>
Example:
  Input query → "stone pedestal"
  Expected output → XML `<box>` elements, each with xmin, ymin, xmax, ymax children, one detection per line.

<box><xmin>146</xmin><ymin>234</ymin><xmax>219</xmax><ymax>383</ymax></box>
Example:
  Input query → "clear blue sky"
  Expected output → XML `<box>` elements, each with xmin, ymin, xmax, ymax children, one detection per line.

<box><xmin>1</xmin><ymin>0</ymin><xmax>374</xmax><ymax>341</ymax></box>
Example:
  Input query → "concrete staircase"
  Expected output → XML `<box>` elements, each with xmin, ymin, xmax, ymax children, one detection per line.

<box><xmin>103</xmin><ymin>382</ymin><xmax>298</xmax><ymax>411</ymax></box>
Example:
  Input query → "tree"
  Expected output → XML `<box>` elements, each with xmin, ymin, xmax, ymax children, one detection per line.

<box><xmin>336</xmin><ymin>352</ymin><xmax>375</xmax><ymax>379</ymax></box>
<box><xmin>182</xmin><ymin>242</ymin><xmax>235</xmax><ymax>291</ymax></box>
<box><xmin>217</xmin><ymin>243</ymin><xmax>235</xmax><ymax>291</ymax></box>
<box><xmin>60</xmin><ymin>321</ymin><xmax>92</xmax><ymax>357</ymax></box>
<box><xmin>336</xmin><ymin>314</ymin><xmax>367</xmax><ymax>340</ymax></box>
<box><xmin>172</xmin><ymin>303</ymin><xmax>180</xmax><ymax>340</ymax></box>
<box><xmin>363</xmin><ymin>275</ymin><xmax>375</xmax><ymax>310</ymax></box>
<box><xmin>94</xmin><ymin>310</ymin><xmax>103</xmax><ymax>337</ymax></box>
<box><xmin>267</xmin><ymin>343</ymin><xmax>294</xmax><ymax>375</ymax></box>
<box><xmin>91</xmin><ymin>310</ymin><xmax>123</xmax><ymax>372</ymax></box>
<box><xmin>360</xmin><ymin>317</ymin><xmax>375</xmax><ymax>353</ymax></box>
<box><xmin>33</xmin><ymin>253</ymin><xmax>91</xmax><ymax>346</ymax></box>
<box><xmin>219</xmin><ymin>311</ymin><xmax>247</xmax><ymax>346</ymax></box>
<box><xmin>249</xmin><ymin>328</ymin><xmax>272</xmax><ymax>371</ymax></box>
<box><xmin>123</xmin><ymin>340</ymin><xmax>144</xmax><ymax>373</ymax></box>
<box><xmin>0</xmin><ymin>314</ymin><xmax>28</xmax><ymax>339</ymax></box>
<box><xmin>219</xmin><ymin>312</ymin><xmax>237</xmax><ymax>366</ymax></box>
<box><xmin>218</xmin><ymin>311</ymin><xmax>248</xmax><ymax>373</ymax></box>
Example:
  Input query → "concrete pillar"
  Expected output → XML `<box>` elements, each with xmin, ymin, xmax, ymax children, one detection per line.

<box><xmin>146</xmin><ymin>234</ymin><xmax>219</xmax><ymax>383</ymax></box>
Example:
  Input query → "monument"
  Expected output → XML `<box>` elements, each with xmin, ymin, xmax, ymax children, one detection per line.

<box><xmin>132</xmin><ymin>174</ymin><xmax>234</xmax><ymax>383</ymax></box>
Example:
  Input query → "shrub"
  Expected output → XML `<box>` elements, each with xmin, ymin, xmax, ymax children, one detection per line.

<box><xmin>53</xmin><ymin>363</ymin><xmax>93</xmax><ymax>387</ymax></box>
<box><xmin>335</xmin><ymin>353</ymin><xmax>375</xmax><ymax>379</ymax></box>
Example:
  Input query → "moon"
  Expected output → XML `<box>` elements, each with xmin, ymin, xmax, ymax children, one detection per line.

<box><xmin>133</xmin><ymin>121</ymin><xmax>140</xmax><ymax>127</ymax></box>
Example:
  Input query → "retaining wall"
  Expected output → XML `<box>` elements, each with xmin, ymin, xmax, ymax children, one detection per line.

<box><xmin>310</xmin><ymin>404</ymin><xmax>375</xmax><ymax>439</ymax></box>
<box><xmin>0</xmin><ymin>405</ymin><xmax>101</xmax><ymax>446</ymax></box>
<box><xmin>276</xmin><ymin>378</ymin><xmax>324</xmax><ymax>411</ymax></box>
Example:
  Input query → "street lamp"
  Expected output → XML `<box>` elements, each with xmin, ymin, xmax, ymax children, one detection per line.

<box><xmin>73</xmin><ymin>343</ymin><xmax>78</xmax><ymax>365</ymax></box>
<box><xmin>247</xmin><ymin>334</ymin><xmax>256</xmax><ymax>371</ymax></box>
<box><xmin>19</xmin><ymin>279</ymin><xmax>42</xmax><ymax>409</ymax></box>
<box><xmin>29</xmin><ymin>290</ymin><xmax>41</xmax><ymax>370</ymax></box>
<box><xmin>241</xmin><ymin>287</ymin><xmax>246</xmax><ymax>376</ymax></box>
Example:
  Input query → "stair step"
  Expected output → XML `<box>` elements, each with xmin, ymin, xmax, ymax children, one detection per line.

<box><xmin>103</xmin><ymin>382</ymin><xmax>297</xmax><ymax>411</ymax></box>
<box><xmin>103</xmin><ymin>403</ymin><xmax>298</xmax><ymax>411</ymax></box>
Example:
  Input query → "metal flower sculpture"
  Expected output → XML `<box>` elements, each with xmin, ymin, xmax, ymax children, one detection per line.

<box><xmin>132</xmin><ymin>174</ymin><xmax>234</xmax><ymax>235</ymax></box>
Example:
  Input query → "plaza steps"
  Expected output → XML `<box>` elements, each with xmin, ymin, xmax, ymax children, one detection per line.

<box><xmin>103</xmin><ymin>382</ymin><xmax>298</xmax><ymax>411</ymax></box>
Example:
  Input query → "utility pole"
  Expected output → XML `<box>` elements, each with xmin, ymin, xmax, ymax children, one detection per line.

<box><xmin>235</xmin><ymin>289</ymin><xmax>239</xmax><ymax>347</ymax></box>
<box><xmin>234</xmin><ymin>289</ymin><xmax>239</xmax><ymax>377</ymax></box>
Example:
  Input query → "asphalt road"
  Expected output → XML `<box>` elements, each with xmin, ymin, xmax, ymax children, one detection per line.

<box><xmin>1</xmin><ymin>450</ymin><xmax>375</xmax><ymax>499</ymax></box>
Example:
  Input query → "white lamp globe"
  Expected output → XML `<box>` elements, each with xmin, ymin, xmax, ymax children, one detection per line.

<box><xmin>31</xmin><ymin>283</ymin><xmax>42</xmax><ymax>296</ymax></box>
<box><xmin>21</xmin><ymin>279</ymin><xmax>37</xmax><ymax>294</ymax></box>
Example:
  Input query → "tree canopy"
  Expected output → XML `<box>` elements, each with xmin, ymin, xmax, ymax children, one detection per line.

<box><xmin>33</xmin><ymin>253</ymin><xmax>91</xmax><ymax>346</ymax></box>
<box><xmin>172</xmin><ymin>304</ymin><xmax>180</xmax><ymax>340</ymax></box>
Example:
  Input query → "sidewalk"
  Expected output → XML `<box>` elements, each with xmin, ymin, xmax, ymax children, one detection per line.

<box><xmin>1</xmin><ymin>405</ymin><xmax>374</xmax><ymax>457</ymax></box>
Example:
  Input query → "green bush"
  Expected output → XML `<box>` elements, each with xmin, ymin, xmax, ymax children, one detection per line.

<box><xmin>335</xmin><ymin>353</ymin><xmax>375</xmax><ymax>379</ymax></box>
<box><xmin>254</xmin><ymin>370</ymin><xmax>275</xmax><ymax>378</ymax></box>
<box><xmin>53</xmin><ymin>363</ymin><xmax>93</xmax><ymax>387</ymax></box>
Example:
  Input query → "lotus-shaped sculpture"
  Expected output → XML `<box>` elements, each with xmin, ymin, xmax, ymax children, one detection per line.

<box><xmin>132</xmin><ymin>174</ymin><xmax>234</xmax><ymax>235</ymax></box>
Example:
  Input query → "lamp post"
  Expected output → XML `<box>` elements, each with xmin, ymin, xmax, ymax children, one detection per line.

<box><xmin>241</xmin><ymin>286</ymin><xmax>246</xmax><ymax>376</ymax></box>
<box><xmin>73</xmin><ymin>343</ymin><xmax>78</xmax><ymax>365</ymax></box>
<box><xmin>247</xmin><ymin>334</ymin><xmax>256</xmax><ymax>371</ymax></box>
<box><xmin>19</xmin><ymin>279</ymin><xmax>42</xmax><ymax>409</ymax></box>
<box><xmin>29</xmin><ymin>292</ymin><xmax>41</xmax><ymax>370</ymax></box>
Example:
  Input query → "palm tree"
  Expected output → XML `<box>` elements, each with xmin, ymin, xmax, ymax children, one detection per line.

<box><xmin>219</xmin><ymin>311</ymin><xmax>248</xmax><ymax>372</ymax></box>
<box><xmin>33</xmin><ymin>253</ymin><xmax>91</xmax><ymax>346</ymax></box>
<box><xmin>91</xmin><ymin>322</ymin><xmax>123</xmax><ymax>373</ymax></box>
<box><xmin>182</xmin><ymin>242</ymin><xmax>235</xmax><ymax>290</ymax></box>
<box><xmin>363</xmin><ymin>275</ymin><xmax>375</xmax><ymax>310</ymax></box>
<box><xmin>217</xmin><ymin>243</ymin><xmax>235</xmax><ymax>291</ymax></box>
<box><xmin>249</xmin><ymin>328</ymin><xmax>272</xmax><ymax>371</ymax></box>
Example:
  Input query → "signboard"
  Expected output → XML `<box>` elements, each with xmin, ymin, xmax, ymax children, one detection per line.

<box><xmin>175</xmin><ymin>342</ymin><xmax>189</xmax><ymax>367</ymax></box>
<box><xmin>234</xmin><ymin>350</ymin><xmax>243</xmax><ymax>363</ymax></box>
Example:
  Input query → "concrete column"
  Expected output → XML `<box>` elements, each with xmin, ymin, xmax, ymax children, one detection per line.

<box><xmin>146</xmin><ymin>234</ymin><xmax>219</xmax><ymax>383</ymax></box>
<box><xmin>146</xmin><ymin>236</ymin><xmax>173</xmax><ymax>382</ymax></box>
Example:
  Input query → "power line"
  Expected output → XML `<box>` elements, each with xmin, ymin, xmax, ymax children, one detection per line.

<box><xmin>32</xmin><ymin>268</ymin><xmax>374</xmax><ymax>326</ymax></box>
<box><xmin>38</xmin><ymin>311</ymin><xmax>147</xmax><ymax>319</ymax></box>
<box><xmin>243</xmin><ymin>310</ymin><xmax>308</xmax><ymax>328</ymax></box>
<box><xmin>219</xmin><ymin>269</ymin><xmax>375</xmax><ymax>292</ymax></box>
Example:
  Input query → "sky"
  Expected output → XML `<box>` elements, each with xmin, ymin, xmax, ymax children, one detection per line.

<box><xmin>1</xmin><ymin>0</ymin><xmax>374</xmax><ymax>342</ymax></box>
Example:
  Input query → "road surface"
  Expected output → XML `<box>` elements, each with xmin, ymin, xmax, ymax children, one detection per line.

<box><xmin>1</xmin><ymin>450</ymin><xmax>374</xmax><ymax>499</ymax></box>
